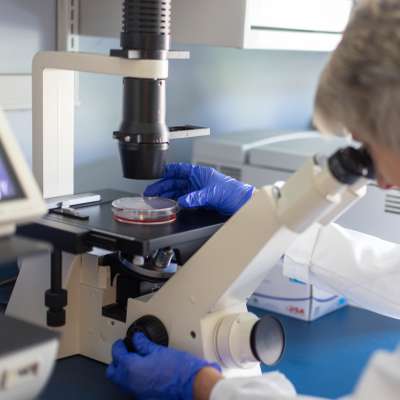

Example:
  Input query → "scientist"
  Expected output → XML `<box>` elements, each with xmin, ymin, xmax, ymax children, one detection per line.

<box><xmin>107</xmin><ymin>0</ymin><xmax>400</xmax><ymax>398</ymax></box>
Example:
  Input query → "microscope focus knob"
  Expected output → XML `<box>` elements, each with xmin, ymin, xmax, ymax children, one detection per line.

<box><xmin>124</xmin><ymin>315</ymin><xmax>169</xmax><ymax>352</ymax></box>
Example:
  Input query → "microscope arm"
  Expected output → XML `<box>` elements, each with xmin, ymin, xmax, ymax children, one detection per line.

<box><xmin>142</xmin><ymin>157</ymin><xmax>366</xmax><ymax>308</ymax></box>
<box><xmin>126</xmin><ymin>150</ymin><xmax>371</xmax><ymax>370</ymax></box>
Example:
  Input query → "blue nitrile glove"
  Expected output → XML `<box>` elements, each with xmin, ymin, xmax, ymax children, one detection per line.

<box><xmin>144</xmin><ymin>163</ymin><xmax>255</xmax><ymax>215</ymax></box>
<box><xmin>107</xmin><ymin>332</ymin><xmax>221</xmax><ymax>400</ymax></box>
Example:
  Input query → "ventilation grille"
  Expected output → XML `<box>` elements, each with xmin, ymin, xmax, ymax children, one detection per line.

<box><xmin>385</xmin><ymin>190</ymin><xmax>400</xmax><ymax>215</ymax></box>
<box><xmin>123</xmin><ymin>0</ymin><xmax>171</xmax><ymax>35</ymax></box>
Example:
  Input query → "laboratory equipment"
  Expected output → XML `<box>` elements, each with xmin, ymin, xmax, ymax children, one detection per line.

<box><xmin>5</xmin><ymin>1</ymin><xmax>374</xmax><ymax>380</ymax></box>
<box><xmin>0</xmin><ymin>315</ymin><xmax>58</xmax><ymax>400</ymax></box>
<box><xmin>10</xmin><ymin>146</ymin><xmax>374</xmax><ymax>378</ymax></box>
<box><xmin>173</xmin><ymin>0</ymin><xmax>353</xmax><ymax>51</ymax></box>
<box><xmin>193</xmin><ymin>131</ymin><xmax>350</xmax><ymax>320</ymax></box>
<box><xmin>194</xmin><ymin>131</ymin><xmax>400</xmax><ymax>319</ymax></box>
<box><xmin>0</xmin><ymin>108</ymin><xmax>58</xmax><ymax>400</ymax></box>
<box><xmin>7</xmin><ymin>0</ymin><xmax>234</xmax><ymax>370</ymax></box>
<box><xmin>80</xmin><ymin>0</ymin><xmax>353</xmax><ymax>52</ymax></box>
<box><xmin>240</xmin><ymin>134</ymin><xmax>400</xmax><ymax>242</ymax></box>
<box><xmin>193</xmin><ymin>131</ymin><xmax>350</xmax><ymax>182</ymax></box>
<box><xmin>32</xmin><ymin>0</ymin><xmax>209</xmax><ymax>200</ymax></box>
<box><xmin>241</xmin><ymin>136</ymin><xmax>400</xmax><ymax>249</ymax></box>
<box><xmin>0</xmin><ymin>108</ymin><xmax>46</xmax><ymax>236</ymax></box>
<box><xmin>191</xmin><ymin>130</ymin><xmax>296</xmax><ymax>181</ymax></box>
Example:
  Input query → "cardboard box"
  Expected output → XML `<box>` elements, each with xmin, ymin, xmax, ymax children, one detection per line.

<box><xmin>248</xmin><ymin>259</ymin><xmax>347</xmax><ymax>321</ymax></box>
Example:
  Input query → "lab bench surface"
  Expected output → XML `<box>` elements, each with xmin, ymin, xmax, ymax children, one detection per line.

<box><xmin>38</xmin><ymin>306</ymin><xmax>400</xmax><ymax>400</ymax></box>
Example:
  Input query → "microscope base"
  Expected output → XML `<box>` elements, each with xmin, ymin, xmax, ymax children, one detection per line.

<box><xmin>6</xmin><ymin>252</ymin><xmax>262</xmax><ymax>378</ymax></box>
<box><xmin>7</xmin><ymin>252</ymin><xmax>124</xmax><ymax>363</ymax></box>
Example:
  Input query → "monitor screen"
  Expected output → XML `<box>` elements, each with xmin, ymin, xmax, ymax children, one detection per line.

<box><xmin>0</xmin><ymin>140</ymin><xmax>24</xmax><ymax>201</ymax></box>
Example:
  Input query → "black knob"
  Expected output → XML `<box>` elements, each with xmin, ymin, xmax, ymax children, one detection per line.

<box><xmin>47</xmin><ymin>308</ymin><xmax>66</xmax><ymax>327</ymax></box>
<box><xmin>250</xmin><ymin>316</ymin><xmax>285</xmax><ymax>366</ymax></box>
<box><xmin>124</xmin><ymin>315</ymin><xmax>169</xmax><ymax>352</ymax></box>
<box><xmin>45</xmin><ymin>289</ymin><xmax>68</xmax><ymax>327</ymax></box>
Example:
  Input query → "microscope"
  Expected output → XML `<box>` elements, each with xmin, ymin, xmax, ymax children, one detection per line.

<box><xmin>7</xmin><ymin>0</ymin><xmax>375</xmax><ymax>378</ymax></box>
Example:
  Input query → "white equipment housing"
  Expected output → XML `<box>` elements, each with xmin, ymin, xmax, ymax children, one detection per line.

<box><xmin>193</xmin><ymin>129</ymin><xmax>393</xmax><ymax>239</ymax></box>
<box><xmin>172</xmin><ymin>0</ymin><xmax>353</xmax><ymax>51</ymax></box>
<box><xmin>7</xmin><ymin>52</ymin><xmax>371</xmax><ymax>379</ymax></box>
<box><xmin>0</xmin><ymin>109</ymin><xmax>57</xmax><ymax>399</ymax></box>
<box><xmin>0</xmin><ymin>109</ymin><xmax>46</xmax><ymax>236</ymax></box>
<box><xmin>80</xmin><ymin>0</ymin><xmax>353</xmax><ymax>52</ymax></box>
<box><xmin>0</xmin><ymin>316</ymin><xmax>58</xmax><ymax>400</ymax></box>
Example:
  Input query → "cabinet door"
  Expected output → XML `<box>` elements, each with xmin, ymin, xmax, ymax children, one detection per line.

<box><xmin>79</xmin><ymin>0</ymin><xmax>354</xmax><ymax>51</ymax></box>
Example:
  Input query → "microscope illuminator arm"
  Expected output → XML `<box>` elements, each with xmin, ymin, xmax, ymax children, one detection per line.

<box><xmin>32</xmin><ymin>51</ymin><xmax>169</xmax><ymax>199</ymax></box>
<box><xmin>32</xmin><ymin>50</ymin><xmax>209</xmax><ymax>198</ymax></box>
<box><xmin>126</xmin><ymin>148</ymin><xmax>374</xmax><ymax>373</ymax></box>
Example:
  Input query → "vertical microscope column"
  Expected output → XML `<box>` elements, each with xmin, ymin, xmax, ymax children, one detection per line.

<box><xmin>114</xmin><ymin>0</ymin><xmax>172</xmax><ymax>180</ymax></box>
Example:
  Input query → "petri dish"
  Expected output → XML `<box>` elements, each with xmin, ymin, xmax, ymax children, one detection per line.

<box><xmin>112</xmin><ymin>197</ymin><xmax>178</xmax><ymax>225</ymax></box>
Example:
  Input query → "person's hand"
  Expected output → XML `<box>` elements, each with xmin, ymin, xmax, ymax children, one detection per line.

<box><xmin>106</xmin><ymin>333</ymin><xmax>222</xmax><ymax>400</ymax></box>
<box><xmin>144</xmin><ymin>163</ymin><xmax>255</xmax><ymax>215</ymax></box>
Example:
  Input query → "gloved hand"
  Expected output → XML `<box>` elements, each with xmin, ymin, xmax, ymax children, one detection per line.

<box><xmin>106</xmin><ymin>333</ymin><xmax>221</xmax><ymax>400</ymax></box>
<box><xmin>144</xmin><ymin>163</ymin><xmax>255</xmax><ymax>215</ymax></box>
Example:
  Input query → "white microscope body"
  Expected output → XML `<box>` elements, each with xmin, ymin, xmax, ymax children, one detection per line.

<box><xmin>4</xmin><ymin>0</ymin><xmax>373</xmax><ymax>374</ymax></box>
<box><xmin>124</xmin><ymin>156</ymin><xmax>369</xmax><ymax>372</ymax></box>
<box><xmin>6</xmin><ymin>47</ymin><xmax>370</xmax><ymax>373</ymax></box>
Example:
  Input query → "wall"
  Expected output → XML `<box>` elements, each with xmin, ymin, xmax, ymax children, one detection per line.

<box><xmin>0</xmin><ymin>0</ymin><xmax>56</xmax><ymax>164</ymax></box>
<box><xmin>0</xmin><ymin>0</ymin><xmax>55</xmax><ymax>74</ymax></box>
<box><xmin>0</xmin><ymin>1</ymin><xmax>330</xmax><ymax>195</ymax></box>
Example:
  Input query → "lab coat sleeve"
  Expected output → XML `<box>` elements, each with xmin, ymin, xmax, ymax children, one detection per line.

<box><xmin>210</xmin><ymin>371</ymin><xmax>321</xmax><ymax>400</ymax></box>
<box><xmin>208</xmin><ymin>349</ymin><xmax>400</xmax><ymax>400</ymax></box>
<box><xmin>283</xmin><ymin>223</ymin><xmax>400</xmax><ymax>319</ymax></box>
<box><xmin>352</xmin><ymin>346</ymin><xmax>400</xmax><ymax>400</ymax></box>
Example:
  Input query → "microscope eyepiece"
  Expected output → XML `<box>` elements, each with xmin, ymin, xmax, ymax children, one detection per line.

<box><xmin>328</xmin><ymin>146</ymin><xmax>376</xmax><ymax>184</ymax></box>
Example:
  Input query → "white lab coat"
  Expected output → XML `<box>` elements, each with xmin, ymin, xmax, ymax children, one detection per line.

<box><xmin>210</xmin><ymin>223</ymin><xmax>400</xmax><ymax>400</ymax></box>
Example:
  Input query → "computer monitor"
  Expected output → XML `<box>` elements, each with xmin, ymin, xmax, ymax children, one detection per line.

<box><xmin>0</xmin><ymin>108</ymin><xmax>46</xmax><ymax>236</ymax></box>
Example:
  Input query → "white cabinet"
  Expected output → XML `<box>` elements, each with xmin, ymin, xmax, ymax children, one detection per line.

<box><xmin>172</xmin><ymin>0</ymin><xmax>354</xmax><ymax>51</ymax></box>
<box><xmin>78</xmin><ymin>0</ymin><xmax>353</xmax><ymax>52</ymax></box>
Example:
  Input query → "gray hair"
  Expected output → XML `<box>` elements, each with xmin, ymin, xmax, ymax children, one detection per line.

<box><xmin>314</xmin><ymin>0</ymin><xmax>400</xmax><ymax>150</ymax></box>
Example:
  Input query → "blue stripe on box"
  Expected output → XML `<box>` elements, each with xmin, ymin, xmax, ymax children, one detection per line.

<box><xmin>253</xmin><ymin>292</ymin><xmax>339</xmax><ymax>303</ymax></box>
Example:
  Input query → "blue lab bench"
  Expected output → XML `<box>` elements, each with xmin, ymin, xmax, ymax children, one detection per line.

<box><xmin>36</xmin><ymin>306</ymin><xmax>400</xmax><ymax>399</ymax></box>
<box><xmin>256</xmin><ymin>306</ymin><xmax>400</xmax><ymax>398</ymax></box>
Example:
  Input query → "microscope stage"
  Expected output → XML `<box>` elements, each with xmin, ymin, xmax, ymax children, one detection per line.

<box><xmin>18</xmin><ymin>190</ymin><xmax>228</xmax><ymax>261</ymax></box>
